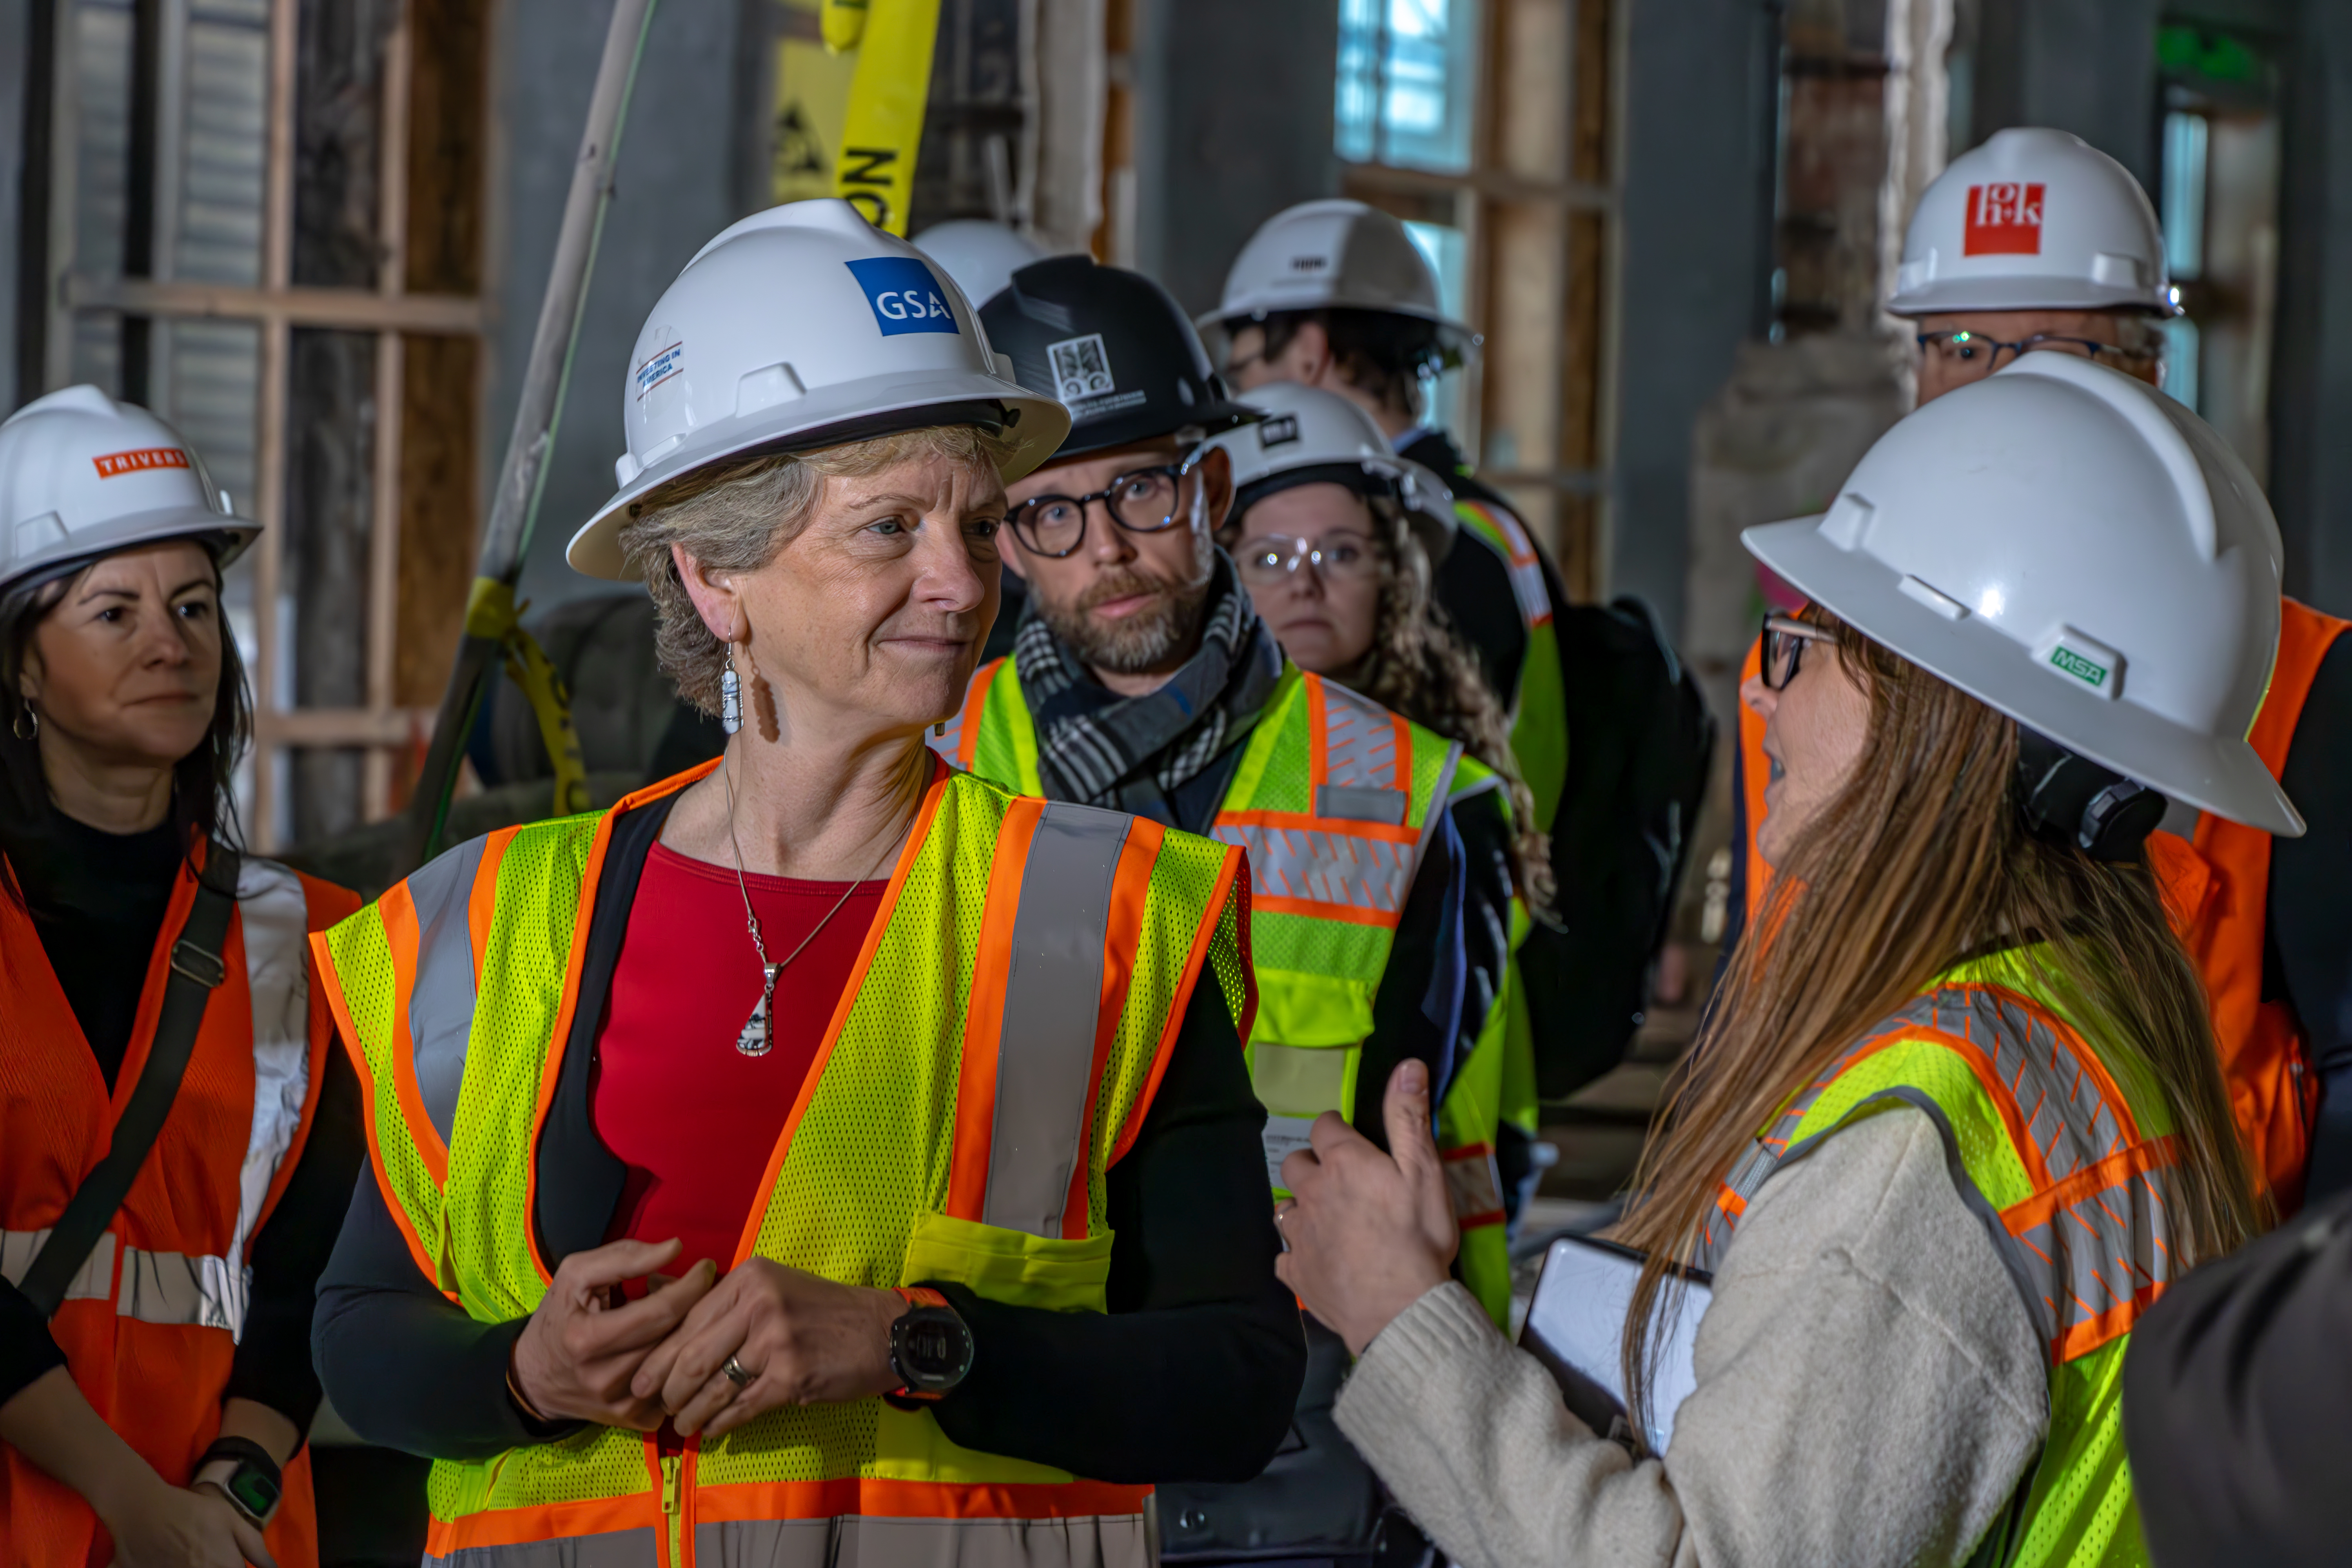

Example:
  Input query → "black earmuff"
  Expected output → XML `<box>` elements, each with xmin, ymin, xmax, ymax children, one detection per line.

<box><xmin>2014</xmin><ymin>727</ymin><xmax>2168</xmax><ymax>862</ymax></box>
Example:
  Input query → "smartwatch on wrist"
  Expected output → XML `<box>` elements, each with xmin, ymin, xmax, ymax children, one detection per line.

<box><xmin>194</xmin><ymin>1436</ymin><xmax>283</xmax><ymax>1529</ymax></box>
<box><xmin>887</xmin><ymin>1286</ymin><xmax>974</xmax><ymax>1401</ymax></box>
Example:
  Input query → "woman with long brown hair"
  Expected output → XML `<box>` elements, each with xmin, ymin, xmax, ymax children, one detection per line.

<box><xmin>1262</xmin><ymin>353</ymin><xmax>2298</xmax><ymax>1566</ymax></box>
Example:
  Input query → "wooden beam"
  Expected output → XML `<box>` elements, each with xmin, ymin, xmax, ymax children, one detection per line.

<box><xmin>62</xmin><ymin>276</ymin><xmax>483</xmax><ymax>334</ymax></box>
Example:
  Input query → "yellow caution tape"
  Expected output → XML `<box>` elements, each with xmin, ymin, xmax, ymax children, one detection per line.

<box><xmin>833</xmin><ymin>0</ymin><xmax>944</xmax><ymax>235</ymax></box>
<box><xmin>820</xmin><ymin>0</ymin><xmax>867</xmax><ymax>52</ymax></box>
<box><xmin>461</xmin><ymin>575</ymin><xmax>593</xmax><ymax>819</ymax></box>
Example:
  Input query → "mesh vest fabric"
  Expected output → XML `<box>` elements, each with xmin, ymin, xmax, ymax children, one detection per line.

<box><xmin>312</xmin><ymin>763</ymin><xmax>1250</xmax><ymax>1567</ymax></box>
<box><xmin>1432</xmin><ymin>762</ymin><xmax>1518</xmax><ymax>1326</ymax></box>
<box><xmin>1454</xmin><ymin>499</ymin><xmax>1568</xmax><ymax>834</ymax></box>
<box><xmin>936</xmin><ymin>662</ymin><xmax>1463</xmax><ymax>1201</ymax></box>
<box><xmin>1691</xmin><ymin>955</ymin><xmax>2184</xmax><ymax>1567</ymax></box>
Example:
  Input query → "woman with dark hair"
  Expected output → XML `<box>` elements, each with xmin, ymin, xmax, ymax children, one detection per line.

<box><xmin>1205</xmin><ymin>379</ymin><xmax>1548</xmax><ymax>1327</ymax></box>
<box><xmin>0</xmin><ymin>387</ymin><xmax>361</xmax><ymax>1568</ymax></box>
<box><xmin>1266</xmin><ymin>356</ymin><xmax>2291</xmax><ymax>1564</ymax></box>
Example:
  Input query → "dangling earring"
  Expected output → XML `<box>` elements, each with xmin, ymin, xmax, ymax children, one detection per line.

<box><xmin>11</xmin><ymin>704</ymin><xmax>35</xmax><ymax>742</ymax></box>
<box><xmin>720</xmin><ymin>649</ymin><xmax>743</xmax><ymax>736</ymax></box>
<box><xmin>934</xmin><ymin>720</ymin><xmax>947</xmax><ymax>737</ymax></box>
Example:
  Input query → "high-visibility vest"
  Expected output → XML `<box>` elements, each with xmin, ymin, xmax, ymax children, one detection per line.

<box><xmin>1</xmin><ymin>843</ymin><xmax>356</xmax><ymax>1568</ymax></box>
<box><xmin>1734</xmin><ymin>595</ymin><xmax>2352</xmax><ymax>1208</ymax></box>
<box><xmin>312</xmin><ymin>759</ymin><xmax>1252</xmax><ymax>1568</ymax></box>
<box><xmin>935</xmin><ymin>663</ymin><xmax>1508</xmax><ymax>1293</ymax></box>
<box><xmin>1452</xmin><ymin>499</ymin><xmax>1569</xmax><ymax>835</ymax></box>
<box><xmin>1694</xmin><ymin>954</ymin><xmax>2187</xmax><ymax>1566</ymax></box>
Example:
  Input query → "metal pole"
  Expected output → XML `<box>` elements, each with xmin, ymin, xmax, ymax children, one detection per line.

<box><xmin>399</xmin><ymin>0</ymin><xmax>657</xmax><ymax>871</ymax></box>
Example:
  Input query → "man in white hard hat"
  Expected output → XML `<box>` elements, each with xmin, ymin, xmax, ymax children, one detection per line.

<box><xmin>1205</xmin><ymin>198</ymin><xmax>1712</xmax><ymax>1194</ymax></box>
<box><xmin>1727</xmin><ymin>126</ymin><xmax>2352</xmax><ymax>1213</ymax></box>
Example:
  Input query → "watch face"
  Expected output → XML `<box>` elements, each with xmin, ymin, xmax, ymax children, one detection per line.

<box><xmin>228</xmin><ymin>1466</ymin><xmax>281</xmax><ymax>1519</ymax></box>
<box><xmin>898</xmin><ymin>1306</ymin><xmax>974</xmax><ymax>1389</ymax></box>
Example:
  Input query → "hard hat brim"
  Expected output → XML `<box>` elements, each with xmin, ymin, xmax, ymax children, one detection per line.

<box><xmin>1195</xmin><ymin>298</ymin><xmax>1481</xmax><ymax>363</ymax></box>
<box><xmin>1742</xmin><ymin>514</ymin><xmax>2304</xmax><ymax>838</ymax></box>
<box><xmin>569</xmin><ymin>371</ymin><xmax>1072</xmax><ymax>581</ymax></box>
<box><xmin>1051</xmin><ymin>393</ymin><xmax>1264</xmax><ymax>465</ymax></box>
<box><xmin>1231</xmin><ymin>461</ymin><xmax>1457</xmax><ymax>568</ymax></box>
<box><xmin>1886</xmin><ymin>276</ymin><xmax>2178</xmax><ymax>317</ymax></box>
<box><xmin>0</xmin><ymin>505</ymin><xmax>258</xmax><ymax>596</ymax></box>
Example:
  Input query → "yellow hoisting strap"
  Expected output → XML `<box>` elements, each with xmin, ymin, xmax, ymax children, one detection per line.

<box><xmin>832</xmin><ymin>0</ymin><xmax>945</xmax><ymax>234</ymax></box>
<box><xmin>463</xmin><ymin>576</ymin><xmax>592</xmax><ymax>819</ymax></box>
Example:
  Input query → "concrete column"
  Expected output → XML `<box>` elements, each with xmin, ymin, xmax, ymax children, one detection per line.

<box><xmin>2272</xmin><ymin>0</ymin><xmax>2352</xmax><ymax>616</ymax></box>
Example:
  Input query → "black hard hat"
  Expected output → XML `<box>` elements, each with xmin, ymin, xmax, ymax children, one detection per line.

<box><xmin>982</xmin><ymin>255</ymin><xmax>1260</xmax><ymax>460</ymax></box>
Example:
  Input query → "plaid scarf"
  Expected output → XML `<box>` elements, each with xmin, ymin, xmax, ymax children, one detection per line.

<box><xmin>1014</xmin><ymin>554</ymin><xmax>1286</xmax><ymax>809</ymax></box>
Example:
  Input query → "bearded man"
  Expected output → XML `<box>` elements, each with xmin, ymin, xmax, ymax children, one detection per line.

<box><xmin>931</xmin><ymin>254</ymin><xmax>1513</xmax><ymax>1568</ymax></box>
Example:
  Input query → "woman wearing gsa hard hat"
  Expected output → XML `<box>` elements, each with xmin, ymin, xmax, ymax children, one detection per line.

<box><xmin>1267</xmin><ymin>352</ymin><xmax>2291</xmax><ymax>1565</ymax></box>
<box><xmin>0</xmin><ymin>387</ymin><xmax>363</xmax><ymax>1568</ymax></box>
<box><xmin>310</xmin><ymin>199</ymin><xmax>1303</xmax><ymax>1568</ymax></box>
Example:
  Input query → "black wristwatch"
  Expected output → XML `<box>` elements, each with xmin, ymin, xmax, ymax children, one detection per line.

<box><xmin>194</xmin><ymin>1436</ymin><xmax>283</xmax><ymax>1528</ymax></box>
<box><xmin>887</xmin><ymin>1287</ymin><xmax>975</xmax><ymax>1401</ymax></box>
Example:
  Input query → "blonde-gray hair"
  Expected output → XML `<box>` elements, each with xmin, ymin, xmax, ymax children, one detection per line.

<box><xmin>617</xmin><ymin>424</ymin><xmax>1018</xmax><ymax>714</ymax></box>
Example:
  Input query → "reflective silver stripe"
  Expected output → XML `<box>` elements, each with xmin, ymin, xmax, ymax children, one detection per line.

<box><xmin>218</xmin><ymin>856</ymin><xmax>313</xmax><ymax>1341</ymax></box>
<box><xmin>1412</xmin><ymin>742</ymin><xmax>1465</xmax><ymax>878</ymax></box>
<box><xmin>1441</xmin><ymin>1145</ymin><xmax>1505</xmax><ymax>1223</ymax></box>
<box><xmin>1314</xmin><ymin>783</ymin><xmax>1405</xmax><ymax>824</ymax></box>
<box><xmin>1319</xmin><ymin>680</ymin><xmax>1400</xmax><ymax>791</ymax></box>
<box><xmin>1462</xmin><ymin>501</ymin><xmax>1551</xmax><ymax>630</ymax></box>
<box><xmin>423</xmin><ymin>1526</ymin><xmax>657</xmax><ymax>1568</ymax></box>
<box><xmin>1216</xmin><ymin>822</ymin><xmax>1419</xmax><ymax>916</ymax></box>
<box><xmin>982</xmin><ymin>802</ymin><xmax>1134</xmax><ymax>1239</ymax></box>
<box><xmin>698</xmin><ymin>1512</ymin><xmax>1152</xmax><ymax>1568</ymax></box>
<box><xmin>0</xmin><ymin>1230</ymin><xmax>115</xmax><ymax>1303</ymax></box>
<box><xmin>0</xmin><ymin>1232</ymin><xmax>250</xmax><ymax>1328</ymax></box>
<box><xmin>930</xmin><ymin>706</ymin><xmax>967</xmax><ymax>765</ymax></box>
<box><xmin>405</xmin><ymin>836</ymin><xmax>489</xmax><ymax>1142</ymax></box>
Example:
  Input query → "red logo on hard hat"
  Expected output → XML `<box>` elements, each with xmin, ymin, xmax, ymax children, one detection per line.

<box><xmin>1963</xmin><ymin>183</ymin><xmax>2045</xmax><ymax>256</ymax></box>
<box><xmin>91</xmin><ymin>446</ymin><xmax>191</xmax><ymax>479</ymax></box>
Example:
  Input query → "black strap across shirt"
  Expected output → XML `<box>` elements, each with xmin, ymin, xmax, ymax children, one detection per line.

<box><xmin>312</xmin><ymin>793</ymin><xmax>1308</xmax><ymax>1483</ymax></box>
<box><xmin>0</xmin><ymin>813</ymin><xmax>363</xmax><ymax>1438</ymax></box>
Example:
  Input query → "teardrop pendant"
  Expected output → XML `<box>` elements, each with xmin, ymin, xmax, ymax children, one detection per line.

<box><xmin>736</xmin><ymin>964</ymin><xmax>779</xmax><ymax>1057</ymax></box>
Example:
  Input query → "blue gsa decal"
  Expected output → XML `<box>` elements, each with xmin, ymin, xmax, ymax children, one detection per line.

<box><xmin>844</xmin><ymin>257</ymin><xmax>960</xmax><ymax>337</ymax></box>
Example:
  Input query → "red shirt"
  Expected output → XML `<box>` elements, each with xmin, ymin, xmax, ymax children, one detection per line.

<box><xmin>592</xmin><ymin>840</ymin><xmax>886</xmax><ymax>1276</ymax></box>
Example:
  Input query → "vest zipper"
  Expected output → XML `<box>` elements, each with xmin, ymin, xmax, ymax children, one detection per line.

<box><xmin>661</xmin><ymin>1453</ymin><xmax>683</xmax><ymax>1566</ymax></box>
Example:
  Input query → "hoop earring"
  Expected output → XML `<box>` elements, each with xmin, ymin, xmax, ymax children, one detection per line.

<box><xmin>11</xmin><ymin>705</ymin><xmax>35</xmax><ymax>742</ymax></box>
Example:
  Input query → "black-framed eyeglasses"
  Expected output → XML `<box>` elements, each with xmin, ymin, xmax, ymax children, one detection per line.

<box><xmin>1914</xmin><ymin>329</ymin><xmax>2160</xmax><ymax>383</ymax></box>
<box><xmin>1005</xmin><ymin>459</ymin><xmax>1200</xmax><ymax>559</ymax></box>
<box><xmin>1762</xmin><ymin>613</ymin><xmax>1834</xmax><ymax>691</ymax></box>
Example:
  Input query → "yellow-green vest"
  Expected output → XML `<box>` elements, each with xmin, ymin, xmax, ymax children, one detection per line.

<box><xmin>935</xmin><ymin>662</ymin><xmax>1509</xmax><ymax>1306</ymax></box>
<box><xmin>1453</xmin><ymin>498</ymin><xmax>1568</xmax><ymax>835</ymax></box>
<box><xmin>311</xmin><ymin>760</ymin><xmax>1252</xmax><ymax>1568</ymax></box>
<box><xmin>1694</xmin><ymin>953</ymin><xmax>2188</xmax><ymax>1567</ymax></box>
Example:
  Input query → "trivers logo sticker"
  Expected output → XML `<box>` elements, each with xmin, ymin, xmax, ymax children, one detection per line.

<box><xmin>845</xmin><ymin>257</ymin><xmax>960</xmax><ymax>336</ymax></box>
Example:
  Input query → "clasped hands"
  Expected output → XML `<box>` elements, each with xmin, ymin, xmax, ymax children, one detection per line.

<box><xmin>508</xmin><ymin>1241</ymin><xmax>909</xmax><ymax>1439</ymax></box>
<box><xmin>1273</xmin><ymin>1058</ymin><xmax>1463</xmax><ymax>1356</ymax></box>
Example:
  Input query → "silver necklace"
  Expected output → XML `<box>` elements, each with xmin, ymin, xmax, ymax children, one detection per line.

<box><xmin>721</xmin><ymin>749</ymin><xmax>898</xmax><ymax>1058</ymax></box>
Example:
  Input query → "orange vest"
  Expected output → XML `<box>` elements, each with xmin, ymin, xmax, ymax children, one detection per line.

<box><xmin>1</xmin><ymin>841</ymin><xmax>357</xmax><ymax>1568</ymax></box>
<box><xmin>1734</xmin><ymin>596</ymin><xmax>2352</xmax><ymax>1209</ymax></box>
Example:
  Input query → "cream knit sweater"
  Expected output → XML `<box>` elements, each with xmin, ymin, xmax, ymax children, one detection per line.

<box><xmin>1334</xmin><ymin>1108</ymin><xmax>2051</xmax><ymax>1568</ymax></box>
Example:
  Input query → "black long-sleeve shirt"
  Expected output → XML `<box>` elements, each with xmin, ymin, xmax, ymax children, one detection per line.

<box><xmin>312</xmin><ymin>793</ymin><xmax>1306</xmax><ymax>1484</ymax></box>
<box><xmin>0</xmin><ymin>816</ymin><xmax>364</xmax><ymax>1436</ymax></box>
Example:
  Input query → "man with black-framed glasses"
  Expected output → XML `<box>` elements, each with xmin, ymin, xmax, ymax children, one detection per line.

<box><xmin>933</xmin><ymin>252</ymin><xmax>1513</xmax><ymax>1568</ymax></box>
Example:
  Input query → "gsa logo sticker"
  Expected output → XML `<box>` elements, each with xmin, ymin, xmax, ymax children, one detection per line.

<box><xmin>844</xmin><ymin>257</ymin><xmax>960</xmax><ymax>336</ymax></box>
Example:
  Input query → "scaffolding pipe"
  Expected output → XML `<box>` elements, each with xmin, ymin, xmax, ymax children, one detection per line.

<box><xmin>399</xmin><ymin>0</ymin><xmax>658</xmax><ymax>871</ymax></box>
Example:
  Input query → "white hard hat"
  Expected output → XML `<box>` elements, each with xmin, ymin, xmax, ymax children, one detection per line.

<box><xmin>1202</xmin><ymin>199</ymin><xmax>1476</xmax><ymax>364</ymax></box>
<box><xmin>0</xmin><ymin>385</ymin><xmax>255</xmax><ymax>594</ymax></box>
<box><xmin>1744</xmin><ymin>352</ymin><xmax>2298</xmax><ymax>836</ymax></box>
<box><xmin>1889</xmin><ymin>128</ymin><xmax>2173</xmax><ymax>317</ymax></box>
<box><xmin>1203</xmin><ymin>380</ymin><xmax>1456</xmax><ymax>565</ymax></box>
<box><xmin>568</xmin><ymin>198</ymin><xmax>1070</xmax><ymax>581</ymax></box>
<box><xmin>912</xmin><ymin>220</ymin><xmax>1044</xmax><ymax>311</ymax></box>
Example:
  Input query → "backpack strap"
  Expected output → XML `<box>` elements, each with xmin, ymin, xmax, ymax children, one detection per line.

<box><xmin>18</xmin><ymin>842</ymin><xmax>242</xmax><ymax>1318</ymax></box>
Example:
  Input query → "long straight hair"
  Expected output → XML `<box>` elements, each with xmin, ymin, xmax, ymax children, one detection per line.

<box><xmin>0</xmin><ymin>545</ymin><xmax>252</xmax><ymax>903</ymax></box>
<box><xmin>1612</xmin><ymin>613</ymin><xmax>2262</xmax><ymax>1440</ymax></box>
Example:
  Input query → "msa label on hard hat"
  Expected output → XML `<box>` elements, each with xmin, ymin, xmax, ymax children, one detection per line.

<box><xmin>845</xmin><ymin>257</ymin><xmax>960</xmax><ymax>336</ymax></box>
<box><xmin>91</xmin><ymin>446</ymin><xmax>190</xmax><ymax>479</ymax></box>
<box><xmin>633</xmin><ymin>342</ymin><xmax>684</xmax><ymax>401</ymax></box>
<box><xmin>1257</xmin><ymin>414</ymin><xmax>1300</xmax><ymax>447</ymax></box>
<box><xmin>2036</xmin><ymin>626</ymin><xmax>2123</xmax><ymax>699</ymax></box>
<box><xmin>1047</xmin><ymin>334</ymin><xmax>1115</xmax><ymax>401</ymax></box>
<box><xmin>1964</xmin><ymin>183</ymin><xmax>2046</xmax><ymax>256</ymax></box>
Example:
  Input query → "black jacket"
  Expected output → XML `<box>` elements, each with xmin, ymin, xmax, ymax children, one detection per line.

<box><xmin>313</xmin><ymin>792</ymin><xmax>1306</xmax><ymax>1484</ymax></box>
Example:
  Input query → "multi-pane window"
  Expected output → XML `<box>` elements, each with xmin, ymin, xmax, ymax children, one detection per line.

<box><xmin>1334</xmin><ymin>0</ymin><xmax>1619</xmax><ymax>598</ymax></box>
<box><xmin>34</xmin><ymin>0</ymin><xmax>486</xmax><ymax>851</ymax></box>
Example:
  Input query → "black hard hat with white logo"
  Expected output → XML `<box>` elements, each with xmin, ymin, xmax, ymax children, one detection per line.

<box><xmin>981</xmin><ymin>255</ymin><xmax>1260</xmax><ymax>460</ymax></box>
